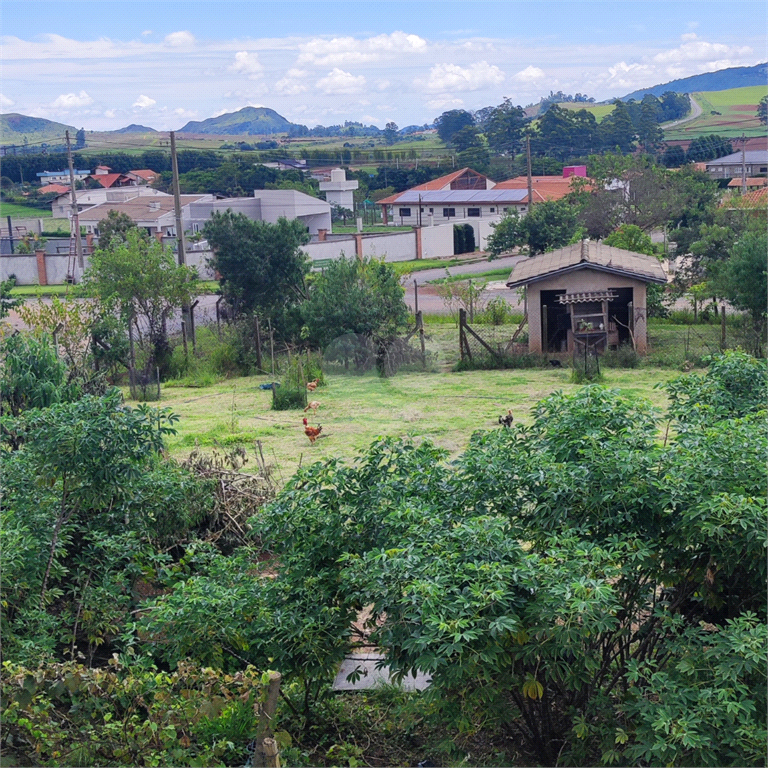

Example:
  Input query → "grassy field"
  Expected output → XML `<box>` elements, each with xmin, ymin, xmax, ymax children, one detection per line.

<box><xmin>663</xmin><ymin>85</ymin><xmax>767</xmax><ymax>140</ymax></box>
<box><xmin>557</xmin><ymin>102</ymin><xmax>616</xmax><ymax>121</ymax></box>
<box><xmin>155</xmin><ymin>317</ymin><xmax>728</xmax><ymax>482</ymax></box>
<box><xmin>159</xmin><ymin>365</ymin><xmax>679</xmax><ymax>481</ymax></box>
<box><xmin>0</xmin><ymin>202</ymin><xmax>52</xmax><ymax>218</ymax></box>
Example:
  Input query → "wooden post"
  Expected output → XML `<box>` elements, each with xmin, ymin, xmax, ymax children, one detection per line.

<box><xmin>417</xmin><ymin>310</ymin><xmax>426</xmax><ymax>368</ymax></box>
<box><xmin>413</xmin><ymin>279</ymin><xmax>419</xmax><ymax>315</ymax></box>
<box><xmin>156</xmin><ymin>366</ymin><xmax>161</xmax><ymax>400</ymax></box>
<box><xmin>255</xmin><ymin>316</ymin><xmax>263</xmax><ymax>372</ymax></box>
<box><xmin>252</xmin><ymin>672</ymin><xmax>282</xmax><ymax>768</ymax></box>
<box><xmin>721</xmin><ymin>304</ymin><xmax>727</xmax><ymax>349</ymax></box>
<box><xmin>215</xmin><ymin>296</ymin><xmax>223</xmax><ymax>339</ymax></box>
<box><xmin>190</xmin><ymin>299</ymin><xmax>199</xmax><ymax>353</ymax></box>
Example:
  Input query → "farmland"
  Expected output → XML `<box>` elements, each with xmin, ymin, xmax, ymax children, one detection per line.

<box><xmin>663</xmin><ymin>85</ymin><xmax>768</xmax><ymax>140</ymax></box>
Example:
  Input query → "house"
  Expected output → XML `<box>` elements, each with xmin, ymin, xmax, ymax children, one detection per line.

<box><xmin>185</xmin><ymin>189</ymin><xmax>331</xmax><ymax>236</ymax></box>
<box><xmin>378</xmin><ymin>168</ymin><xmax>519</xmax><ymax>226</ymax></box>
<box><xmin>78</xmin><ymin>195</ymin><xmax>214</xmax><ymax>238</ymax></box>
<box><xmin>319</xmin><ymin>168</ymin><xmax>358</xmax><ymax>210</ymax></box>
<box><xmin>125</xmin><ymin>169</ymin><xmax>160</xmax><ymax>185</ymax></box>
<box><xmin>705</xmin><ymin>150</ymin><xmax>768</xmax><ymax>179</ymax></box>
<box><xmin>726</xmin><ymin>177</ymin><xmax>767</xmax><ymax>189</ymax></box>
<box><xmin>36</xmin><ymin>170</ymin><xmax>89</xmax><ymax>186</ymax></box>
<box><xmin>51</xmin><ymin>187</ymin><xmax>170</xmax><ymax>218</ymax></box>
<box><xmin>719</xmin><ymin>186</ymin><xmax>768</xmax><ymax>211</ymax></box>
<box><xmin>38</xmin><ymin>183</ymin><xmax>71</xmax><ymax>196</ymax></box>
<box><xmin>86</xmin><ymin>172</ymin><xmax>137</xmax><ymax>189</ymax></box>
<box><xmin>494</xmin><ymin>171</ymin><xmax>592</xmax><ymax>201</ymax></box>
<box><xmin>506</xmin><ymin>240</ymin><xmax>667</xmax><ymax>355</ymax></box>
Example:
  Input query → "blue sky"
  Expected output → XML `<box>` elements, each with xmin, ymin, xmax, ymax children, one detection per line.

<box><xmin>3</xmin><ymin>1</ymin><xmax>766</xmax><ymax>131</ymax></box>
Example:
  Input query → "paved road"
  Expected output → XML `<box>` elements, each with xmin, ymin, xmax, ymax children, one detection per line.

<box><xmin>402</xmin><ymin>253</ymin><xmax>527</xmax><ymax>315</ymax></box>
<box><xmin>663</xmin><ymin>94</ymin><xmax>704</xmax><ymax>130</ymax></box>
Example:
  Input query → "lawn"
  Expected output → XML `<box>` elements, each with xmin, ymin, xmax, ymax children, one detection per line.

<box><xmin>0</xmin><ymin>202</ymin><xmax>52</xmax><ymax>218</ymax></box>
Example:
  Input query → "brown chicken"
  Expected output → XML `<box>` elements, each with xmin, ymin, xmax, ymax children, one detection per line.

<box><xmin>306</xmin><ymin>378</ymin><xmax>320</xmax><ymax>392</ymax></box>
<box><xmin>304</xmin><ymin>400</ymin><xmax>321</xmax><ymax>415</ymax></box>
<box><xmin>303</xmin><ymin>417</ymin><xmax>323</xmax><ymax>444</ymax></box>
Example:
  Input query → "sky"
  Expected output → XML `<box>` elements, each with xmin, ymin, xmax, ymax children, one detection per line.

<box><xmin>2</xmin><ymin>0</ymin><xmax>766</xmax><ymax>132</ymax></box>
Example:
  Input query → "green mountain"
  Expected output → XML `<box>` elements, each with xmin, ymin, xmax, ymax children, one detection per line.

<box><xmin>112</xmin><ymin>124</ymin><xmax>157</xmax><ymax>134</ymax></box>
<box><xmin>178</xmin><ymin>106</ymin><xmax>294</xmax><ymax>135</ymax></box>
<box><xmin>622</xmin><ymin>62</ymin><xmax>768</xmax><ymax>101</ymax></box>
<box><xmin>0</xmin><ymin>113</ymin><xmax>77</xmax><ymax>146</ymax></box>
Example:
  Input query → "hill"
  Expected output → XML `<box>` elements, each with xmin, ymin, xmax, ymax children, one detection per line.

<box><xmin>622</xmin><ymin>62</ymin><xmax>767</xmax><ymax>100</ymax></box>
<box><xmin>178</xmin><ymin>106</ymin><xmax>294</xmax><ymax>135</ymax></box>
<box><xmin>0</xmin><ymin>113</ymin><xmax>76</xmax><ymax>146</ymax></box>
<box><xmin>112</xmin><ymin>124</ymin><xmax>157</xmax><ymax>133</ymax></box>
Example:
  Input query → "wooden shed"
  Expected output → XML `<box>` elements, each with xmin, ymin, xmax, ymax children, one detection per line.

<box><xmin>506</xmin><ymin>240</ymin><xmax>667</xmax><ymax>355</ymax></box>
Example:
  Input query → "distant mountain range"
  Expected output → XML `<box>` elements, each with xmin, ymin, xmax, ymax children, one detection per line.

<box><xmin>178</xmin><ymin>106</ymin><xmax>293</xmax><ymax>135</ymax></box>
<box><xmin>0</xmin><ymin>113</ymin><xmax>76</xmax><ymax>145</ymax></box>
<box><xmin>621</xmin><ymin>62</ymin><xmax>768</xmax><ymax>100</ymax></box>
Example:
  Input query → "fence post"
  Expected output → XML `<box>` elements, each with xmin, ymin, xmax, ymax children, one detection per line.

<box><xmin>251</xmin><ymin>671</ymin><xmax>282</xmax><ymax>768</ymax></box>
<box><xmin>190</xmin><ymin>299</ymin><xmax>199</xmax><ymax>353</ymax></box>
<box><xmin>721</xmin><ymin>304</ymin><xmax>727</xmax><ymax>350</ymax></box>
<box><xmin>254</xmin><ymin>316</ymin><xmax>263</xmax><ymax>372</ymax></box>
<box><xmin>215</xmin><ymin>296</ymin><xmax>223</xmax><ymax>340</ymax></box>
<box><xmin>417</xmin><ymin>310</ymin><xmax>426</xmax><ymax>368</ymax></box>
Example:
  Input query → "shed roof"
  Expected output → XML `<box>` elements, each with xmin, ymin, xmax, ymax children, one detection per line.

<box><xmin>506</xmin><ymin>240</ymin><xmax>667</xmax><ymax>288</ymax></box>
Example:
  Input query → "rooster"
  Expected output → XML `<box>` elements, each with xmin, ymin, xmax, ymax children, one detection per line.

<box><xmin>498</xmin><ymin>410</ymin><xmax>514</xmax><ymax>428</ymax></box>
<box><xmin>304</xmin><ymin>400</ymin><xmax>321</xmax><ymax>415</ymax></box>
<box><xmin>306</xmin><ymin>378</ymin><xmax>321</xmax><ymax>392</ymax></box>
<box><xmin>302</xmin><ymin>417</ymin><xmax>323</xmax><ymax>444</ymax></box>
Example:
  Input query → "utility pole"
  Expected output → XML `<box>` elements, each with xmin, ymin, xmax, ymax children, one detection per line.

<box><xmin>740</xmin><ymin>134</ymin><xmax>747</xmax><ymax>194</ymax></box>
<box><xmin>526</xmin><ymin>134</ymin><xmax>534</xmax><ymax>211</ymax></box>
<box><xmin>170</xmin><ymin>131</ymin><xmax>193</xmax><ymax>352</ymax></box>
<box><xmin>418</xmin><ymin>194</ymin><xmax>422</xmax><ymax>228</ymax></box>
<box><xmin>65</xmin><ymin>130</ymin><xmax>84</xmax><ymax>271</ymax></box>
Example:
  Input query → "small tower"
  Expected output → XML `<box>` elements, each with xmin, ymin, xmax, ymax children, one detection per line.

<box><xmin>319</xmin><ymin>168</ymin><xmax>358</xmax><ymax>211</ymax></box>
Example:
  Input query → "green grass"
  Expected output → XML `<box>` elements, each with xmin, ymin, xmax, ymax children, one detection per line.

<box><xmin>429</xmin><ymin>267</ymin><xmax>513</xmax><ymax>284</ymax></box>
<box><xmin>0</xmin><ymin>202</ymin><xmax>52</xmax><ymax>218</ymax></box>
<box><xmin>389</xmin><ymin>255</ymin><xmax>484</xmax><ymax>277</ymax></box>
<box><xmin>157</xmin><ymin>355</ymin><xmax>678</xmax><ymax>481</ymax></box>
<box><xmin>557</xmin><ymin>102</ymin><xmax>616</xmax><ymax>122</ymax></box>
<box><xmin>9</xmin><ymin>284</ymin><xmax>77</xmax><ymax>296</ymax></box>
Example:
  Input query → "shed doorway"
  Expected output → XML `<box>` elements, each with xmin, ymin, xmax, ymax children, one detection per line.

<box><xmin>541</xmin><ymin>290</ymin><xmax>569</xmax><ymax>352</ymax></box>
<box><xmin>607</xmin><ymin>288</ymin><xmax>634</xmax><ymax>347</ymax></box>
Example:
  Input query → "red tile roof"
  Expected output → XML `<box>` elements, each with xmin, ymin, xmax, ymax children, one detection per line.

<box><xmin>128</xmin><ymin>169</ymin><xmax>159</xmax><ymax>181</ymax></box>
<box><xmin>721</xmin><ymin>187</ymin><xmax>768</xmax><ymax>209</ymax></box>
<box><xmin>88</xmin><ymin>173</ymin><xmax>132</xmax><ymax>188</ymax></box>
<box><xmin>726</xmin><ymin>177</ymin><xmax>767</xmax><ymax>188</ymax></box>
<box><xmin>38</xmin><ymin>183</ymin><xmax>71</xmax><ymax>195</ymax></box>
<box><xmin>494</xmin><ymin>175</ymin><xmax>591</xmax><ymax>201</ymax></box>
<box><xmin>377</xmin><ymin>168</ymin><xmax>495</xmax><ymax>205</ymax></box>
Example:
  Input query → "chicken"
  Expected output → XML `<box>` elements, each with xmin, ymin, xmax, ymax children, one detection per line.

<box><xmin>498</xmin><ymin>410</ymin><xmax>514</xmax><ymax>428</ymax></box>
<box><xmin>303</xmin><ymin>417</ymin><xmax>323</xmax><ymax>444</ymax></box>
<box><xmin>304</xmin><ymin>400</ymin><xmax>321</xmax><ymax>415</ymax></box>
<box><xmin>306</xmin><ymin>378</ymin><xmax>321</xmax><ymax>392</ymax></box>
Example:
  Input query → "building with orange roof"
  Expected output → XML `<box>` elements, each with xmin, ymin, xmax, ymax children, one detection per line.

<box><xmin>726</xmin><ymin>177</ymin><xmax>767</xmax><ymax>189</ymax></box>
<box><xmin>126</xmin><ymin>169</ymin><xmax>160</xmax><ymax>185</ymax></box>
<box><xmin>720</xmin><ymin>186</ymin><xmax>768</xmax><ymax>211</ymax></box>
<box><xmin>86</xmin><ymin>172</ymin><xmax>137</xmax><ymax>189</ymax></box>
<box><xmin>494</xmin><ymin>174</ymin><xmax>591</xmax><ymax>201</ymax></box>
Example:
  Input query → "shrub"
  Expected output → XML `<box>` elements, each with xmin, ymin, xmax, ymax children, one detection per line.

<box><xmin>602</xmin><ymin>343</ymin><xmax>640</xmax><ymax>368</ymax></box>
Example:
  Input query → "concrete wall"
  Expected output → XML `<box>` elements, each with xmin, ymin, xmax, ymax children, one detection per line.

<box><xmin>526</xmin><ymin>270</ymin><xmax>650</xmax><ymax>355</ymax></box>
<box><xmin>304</xmin><ymin>238</ymin><xmax>356</xmax><ymax>262</ymax></box>
<box><xmin>361</xmin><ymin>231</ymin><xmax>415</xmax><ymax>261</ymax></box>
<box><xmin>0</xmin><ymin>255</ymin><xmax>39</xmax><ymax>284</ymax></box>
<box><xmin>420</xmin><ymin>222</ymin><xmax>455</xmax><ymax>259</ymax></box>
<box><xmin>463</xmin><ymin>218</ymin><xmax>500</xmax><ymax>252</ymax></box>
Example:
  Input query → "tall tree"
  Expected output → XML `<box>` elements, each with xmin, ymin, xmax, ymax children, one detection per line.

<box><xmin>434</xmin><ymin>110</ymin><xmax>475</xmax><ymax>145</ymax></box>
<box><xmin>483</xmin><ymin>99</ymin><xmax>526</xmax><ymax>154</ymax></box>
<box><xmin>203</xmin><ymin>211</ymin><xmax>310</xmax><ymax>318</ymax></box>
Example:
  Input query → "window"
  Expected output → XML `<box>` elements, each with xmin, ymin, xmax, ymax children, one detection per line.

<box><xmin>443</xmin><ymin>207</ymin><xmax>456</xmax><ymax>217</ymax></box>
<box><xmin>761</xmin><ymin>167</ymin><xmax>767</xmax><ymax>173</ymax></box>
<box><xmin>489</xmin><ymin>207</ymin><xmax>495</xmax><ymax>213</ymax></box>
<box><xmin>429</xmin><ymin>208</ymin><xmax>434</xmax><ymax>214</ymax></box>
<box><xmin>467</xmin><ymin>208</ymin><xmax>480</xmax><ymax>217</ymax></box>
<box><xmin>503</xmin><ymin>207</ymin><xmax>510</xmax><ymax>213</ymax></box>
<box><xmin>398</xmin><ymin>208</ymin><xmax>411</xmax><ymax>217</ymax></box>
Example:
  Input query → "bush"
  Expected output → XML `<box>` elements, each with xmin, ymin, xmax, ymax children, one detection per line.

<box><xmin>602</xmin><ymin>342</ymin><xmax>640</xmax><ymax>368</ymax></box>
<box><xmin>478</xmin><ymin>295</ymin><xmax>514</xmax><ymax>326</ymax></box>
<box><xmin>454</xmin><ymin>351</ymin><xmax>549</xmax><ymax>370</ymax></box>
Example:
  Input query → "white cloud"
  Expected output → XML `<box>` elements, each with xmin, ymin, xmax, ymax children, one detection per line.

<box><xmin>51</xmin><ymin>90</ymin><xmax>93</xmax><ymax>108</ymax></box>
<box><xmin>376</xmin><ymin>80</ymin><xmax>391</xmax><ymax>91</ymax></box>
<box><xmin>512</xmin><ymin>65</ymin><xmax>545</xmax><ymax>83</ymax></box>
<box><xmin>681</xmin><ymin>32</ymin><xmax>698</xmax><ymax>42</ymax></box>
<box><xmin>174</xmin><ymin>107</ymin><xmax>198</xmax><ymax>117</ymax></box>
<box><xmin>298</xmin><ymin>31</ymin><xmax>427</xmax><ymax>66</ymax></box>
<box><xmin>164</xmin><ymin>31</ymin><xmax>195</xmax><ymax>47</ymax></box>
<box><xmin>104</xmin><ymin>109</ymin><xmax>115</xmax><ymax>118</ymax></box>
<box><xmin>427</xmin><ymin>97</ymin><xmax>465</xmax><ymax>110</ymax></box>
<box><xmin>229</xmin><ymin>50</ymin><xmax>263</xmax><ymax>78</ymax></box>
<box><xmin>419</xmin><ymin>61</ymin><xmax>505</xmax><ymax>93</ymax></box>
<box><xmin>653</xmin><ymin>37</ymin><xmax>751</xmax><ymax>64</ymax></box>
<box><xmin>133</xmin><ymin>94</ymin><xmax>156</xmax><ymax>108</ymax></box>
<box><xmin>142</xmin><ymin>30</ymin><xmax>152</xmax><ymax>36</ymax></box>
<box><xmin>275</xmin><ymin>68</ymin><xmax>308</xmax><ymax>95</ymax></box>
<box><xmin>0</xmin><ymin>93</ymin><xmax>14</xmax><ymax>107</ymax></box>
<box><xmin>316</xmin><ymin>68</ymin><xmax>366</xmax><ymax>95</ymax></box>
